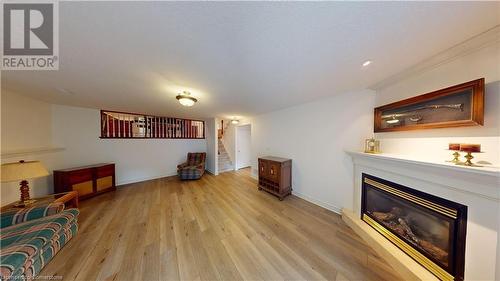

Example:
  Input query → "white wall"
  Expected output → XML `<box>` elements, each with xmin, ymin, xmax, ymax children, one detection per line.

<box><xmin>204</xmin><ymin>118</ymin><xmax>217</xmax><ymax>174</ymax></box>
<box><xmin>373</xmin><ymin>41</ymin><xmax>500</xmax><ymax>278</ymax></box>
<box><xmin>1</xmin><ymin>92</ymin><xmax>207</xmax><ymax>206</ymax></box>
<box><xmin>375</xmin><ymin>42</ymin><xmax>500</xmax><ymax>166</ymax></box>
<box><xmin>250</xmin><ymin>90</ymin><xmax>374</xmax><ymax>213</ymax></box>
<box><xmin>221</xmin><ymin>121</ymin><xmax>236</xmax><ymax>164</ymax></box>
<box><xmin>235</xmin><ymin>124</ymin><xmax>252</xmax><ymax>169</ymax></box>
<box><xmin>220</xmin><ymin>118</ymin><xmax>253</xmax><ymax>169</ymax></box>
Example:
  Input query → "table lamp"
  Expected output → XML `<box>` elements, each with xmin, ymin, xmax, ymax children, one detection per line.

<box><xmin>1</xmin><ymin>160</ymin><xmax>49</xmax><ymax>207</ymax></box>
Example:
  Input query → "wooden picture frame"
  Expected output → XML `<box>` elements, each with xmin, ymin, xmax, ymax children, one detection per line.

<box><xmin>374</xmin><ymin>78</ymin><xmax>484</xmax><ymax>133</ymax></box>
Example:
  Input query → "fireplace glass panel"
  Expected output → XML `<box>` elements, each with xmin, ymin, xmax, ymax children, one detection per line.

<box><xmin>364</xmin><ymin>187</ymin><xmax>451</xmax><ymax>267</ymax></box>
<box><xmin>361</xmin><ymin>174</ymin><xmax>467</xmax><ymax>281</ymax></box>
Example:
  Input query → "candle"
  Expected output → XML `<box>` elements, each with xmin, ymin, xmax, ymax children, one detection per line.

<box><xmin>448</xmin><ymin>143</ymin><xmax>460</xmax><ymax>151</ymax></box>
<box><xmin>460</xmin><ymin>144</ymin><xmax>481</xmax><ymax>153</ymax></box>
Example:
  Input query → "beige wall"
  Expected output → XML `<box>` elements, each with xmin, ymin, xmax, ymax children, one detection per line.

<box><xmin>1</xmin><ymin>90</ymin><xmax>53</xmax><ymax>151</ymax></box>
<box><xmin>1</xmin><ymin>91</ymin><xmax>207</xmax><ymax>206</ymax></box>
<box><xmin>375</xmin><ymin>42</ymin><xmax>500</xmax><ymax>165</ymax></box>
<box><xmin>51</xmin><ymin>105</ymin><xmax>207</xmax><ymax>185</ymax></box>
<box><xmin>1</xmin><ymin>90</ymin><xmax>58</xmax><ymax>204</ymax></box>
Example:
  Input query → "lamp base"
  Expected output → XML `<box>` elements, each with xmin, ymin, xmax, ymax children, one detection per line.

<box><xmin>19</xmin><ymin>179</ymin><xmax>32</xmax><ymax>202</ymax></box>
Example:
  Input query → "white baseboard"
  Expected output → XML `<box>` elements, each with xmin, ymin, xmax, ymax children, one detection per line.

<box><xmin>292</xmin><ymin>191</ymin><xmax>342</xmax><ymax>215</ymax></box>
<box><xmin>116</xmin><ymin>172</ymin><xmax>177</xmax><ymax>186</ymax></box>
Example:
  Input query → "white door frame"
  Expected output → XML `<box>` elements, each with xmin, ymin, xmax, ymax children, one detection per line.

<box><xmin>234</xmin><ymin>124</ymin><xmax>251</xmax><ymax>170</ymax></box>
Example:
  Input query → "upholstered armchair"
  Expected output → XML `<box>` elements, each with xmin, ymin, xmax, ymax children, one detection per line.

<box><xmin>177</xmin><ymin>152</ymin><xmax>206</xmax><ymax>180</ymax></box>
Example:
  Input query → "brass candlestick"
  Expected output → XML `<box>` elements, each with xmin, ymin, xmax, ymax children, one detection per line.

<box><xmin>464</xmin><ymin>152</ymin><xmax>474</xmax><ymax>166</ymax></box>
<box><xmin>456</xmin><ymin>151</ymin><xmax>483</xmax><ymax>167</ymax></box>
<box><xmin>450</xmin><ymin>151</ymin><xmax>461</xmax><ymax>163</ymax></box>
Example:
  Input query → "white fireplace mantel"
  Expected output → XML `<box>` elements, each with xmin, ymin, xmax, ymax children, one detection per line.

<box><xmin>345</xmin><ymin>151</ymin><xmax>500</xmax><ymax>281</ymax></box>
<box><xmin>347</xmin><ymin>151</ymin><xmax>500</xmax><ymax>201</ymax></box>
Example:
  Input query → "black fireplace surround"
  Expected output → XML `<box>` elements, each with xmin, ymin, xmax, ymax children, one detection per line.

<box><xmin>361</xmin><ymin>174</ymin><xmax>467</xmax><ymax>281</ymax></box>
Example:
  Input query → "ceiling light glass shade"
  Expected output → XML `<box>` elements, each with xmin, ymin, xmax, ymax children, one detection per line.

<box><xmin>176</xmin><ymin>91</ymin><xmax>197</xmax><ymax>107</ymax></box>
<box><xmin>178</xmin><ymin>97</ymin><xmax>196</xmax><ymax>106</ymax></box>
<box><xmin>231</xmin><ymin>120</ymin><xmax>239</xmax><ymax>124</ymax></box>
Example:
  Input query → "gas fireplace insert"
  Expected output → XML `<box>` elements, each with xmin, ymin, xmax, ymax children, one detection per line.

<box><xmin>361</xmin><ymin>174</ymin><xmax>467</xmax><ymax>281</ymax></box>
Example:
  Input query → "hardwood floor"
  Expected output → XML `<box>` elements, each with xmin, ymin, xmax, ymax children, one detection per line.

<box><xmin>40</xmin><ymin>168</ymin><xmax>402</xmax><ymax>281</ymax></box>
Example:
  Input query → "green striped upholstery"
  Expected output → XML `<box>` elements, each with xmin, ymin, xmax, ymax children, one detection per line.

<box><xmin>1</xmin><ymin>202</ymin><xmax>65</xmax><ymax>229</ymax></box>
<box><xmin>0</xmin><ymin>207</ymin><xmax>79</xmax><ymax>280</ymax></box>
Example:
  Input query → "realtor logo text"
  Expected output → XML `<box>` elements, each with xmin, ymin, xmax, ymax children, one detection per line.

<box><xmin>2</xmin><ymin>1</ymin><xmax>59</xmax><ymax>70</ymax></box>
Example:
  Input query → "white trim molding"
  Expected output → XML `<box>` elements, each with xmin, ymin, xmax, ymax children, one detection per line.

<box><xmin>116</xmin><ymin>172</ymin><xmax>177</xmax><ymax>186</ymax></box>
<box><xmin>292</xmin><ymin>191</ymin><xmax>342</xmax><ymax>215</ymax></box>
<box><xmin>1</xmin><ymin>147</ymin><xmax>66</xmax><ymax>159</ymax></box>
<box><xmin>370</xmin><ymin>25</ymin><xmax>500</xmax><ymax>90</ymax></box>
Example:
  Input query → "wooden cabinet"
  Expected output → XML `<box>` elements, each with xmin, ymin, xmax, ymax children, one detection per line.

<box><xmin>54</xmin><ymin>163</ymin><xmax>116</xmax><ymax>200</ymax></box>
<box><xmin>258</xmin><ymin>156</ymin><xmax>292</xmax><ymax>200</ymax></box>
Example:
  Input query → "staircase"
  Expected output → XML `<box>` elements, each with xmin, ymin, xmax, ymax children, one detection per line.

<box><xmin>218</xmin><ymin>139</ymin><xmax>233</xmax><ymax>173</ymax></box>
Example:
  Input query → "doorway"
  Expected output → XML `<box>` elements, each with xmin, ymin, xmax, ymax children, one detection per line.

<box><xmin>235</xmin><ymin>124</ymin><xmax>251</xmax><ymax>170</ymax></box>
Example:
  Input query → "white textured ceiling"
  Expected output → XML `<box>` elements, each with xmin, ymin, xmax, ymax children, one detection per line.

<box><xmin>2</xmin><ymin>1</ymin><xmax>499</xmax><ymax>119</ymax></box>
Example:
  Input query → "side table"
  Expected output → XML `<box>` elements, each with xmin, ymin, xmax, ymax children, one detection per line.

<box><xmin>1</xmin><ymin>191</ymin><xmax>79</xmax><ymax>211</ymax></box>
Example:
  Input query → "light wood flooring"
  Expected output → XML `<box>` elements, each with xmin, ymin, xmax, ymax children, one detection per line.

<box><xmin>40</xmin><ymin>168</ymin><xmax>402</xmax><ymax>281</ymax></box>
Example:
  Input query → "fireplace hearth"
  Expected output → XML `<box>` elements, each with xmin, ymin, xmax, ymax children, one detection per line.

<box><xmin>361</xmin><ymin>174</ymin><xmax>467</xmax><ymax>281</ymax></box>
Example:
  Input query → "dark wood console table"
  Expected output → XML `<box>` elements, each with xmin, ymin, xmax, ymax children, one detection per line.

<box><xmin>54</xmin><ymin>163</ymin><xmax>116</xmax><ymax>200</ymax></box>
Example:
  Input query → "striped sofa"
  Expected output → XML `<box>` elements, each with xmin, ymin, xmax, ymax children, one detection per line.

<box><xmin>0</xmin><ymin>202</ymin><xmax>79</xmax><ymax>280</ymax></box>
<box><xmin>177</xmin><ymin>152</ymin><xmax>206</xmax><ymax>180</ymax></box>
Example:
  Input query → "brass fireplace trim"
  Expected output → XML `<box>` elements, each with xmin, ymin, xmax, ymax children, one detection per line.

<box><xmin>363</xmin><ymin>214</ymin><xmax>454</xmax><ymax>281</ymax></box>
<box><xmin>364</xmin><ymin>178</ymin><xmax>458</xmax><ymax>219</ymax></box>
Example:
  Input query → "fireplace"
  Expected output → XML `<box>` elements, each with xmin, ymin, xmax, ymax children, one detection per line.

<box><xmin>361</xmin><ymin>174</ymin><xmax>467</xmax><ymax>281</ymax></box>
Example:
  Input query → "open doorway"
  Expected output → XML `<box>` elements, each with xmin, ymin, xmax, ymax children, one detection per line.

<box><xmin>235</xmin><ymin>124</ymin><xmax>251</xmax><ymax>170</ymax></box>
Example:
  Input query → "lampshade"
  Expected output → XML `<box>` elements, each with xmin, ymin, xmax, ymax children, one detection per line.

<box><xmin>1</xmin><ymin>160</ymin><xmax>49</xmax><ymax>183</ymax></box>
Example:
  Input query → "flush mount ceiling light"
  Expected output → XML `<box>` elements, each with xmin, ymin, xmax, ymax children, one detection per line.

<box><xmin>176</xmin><ymin>91</ymin><xmax>197</xmax><ymax>107</ymax></box>
<box><xmin>231</xmin><ymin>119</ymin><xmax>240</xmax><ymax>125</ymax></box>
<box><xmin>362</xmin><ymin>60</ymin><xmax>372</xmax><ymax>67</ymax></box>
